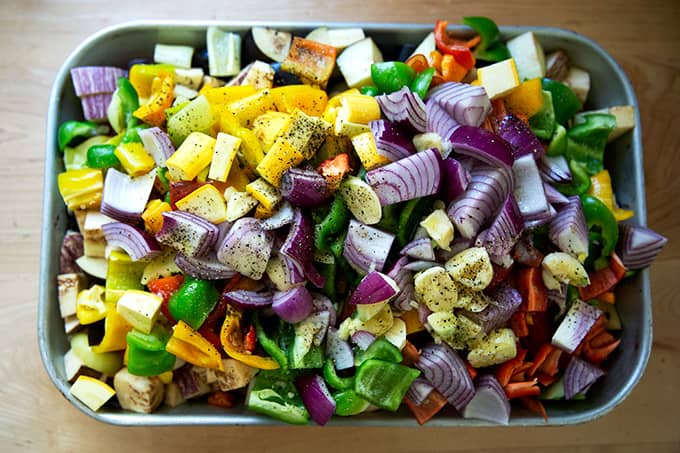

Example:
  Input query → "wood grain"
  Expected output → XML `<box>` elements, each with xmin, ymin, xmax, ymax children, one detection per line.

<box><xmin>0</xmin><ymin>0</ymin><xmax>678</xmax><ymax>451</ymax></box>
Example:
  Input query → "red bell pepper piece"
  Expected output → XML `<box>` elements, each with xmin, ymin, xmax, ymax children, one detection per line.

<box><xmin>207</xmin><ymin>390</ymin><xmax>237</xmax><ymax>408</ymax></box>
<box><xmin>516</xmin><ymin>267</ymin><xmax>548</xmax><ymax>312</ymax></box>
<box><xmin>243</xmin><ymin>324</ymin><xmax>257</xmax><ymax>353</ymax></box>
<box><xmin>527</xmin><ymin>344</ymin><xmax>555</xmax><ymax>377</ymax></box>
<box><xmin>510</xmin><ymin>311</ymin><xmax>529</xmax><ymax>338</ymax></box>
<box><xmin>579</xmin><ymin>253</ymin><xmax>626</xmax><ymax>301</ymax></box>
<box><xmin>147</xmin><ymin>274</ymin><xmax>184</xmax><ymax>324</ymax></box>
<box><xmin>495</xmin><ymin>347</ymin><xmax>527</xmax><ymax>387</ymax></box>
<box><xmin>401</xmin><ymin>341</ymin><xmax>421</xmax><ymax>367</ymax></box>
<box><xmin>488</xmin><ymin>262</ymin><xmax>514</xmax><ymax>290</ymax></box>
<box><xmin>434</xmin><ymin>20</ymin><xmax>476</xmax><ymax>70</ymax></box>
<box><xmin>504</xmin><ymin>379</ymin><xmax>541</xmax><ymax>399</ymax></box>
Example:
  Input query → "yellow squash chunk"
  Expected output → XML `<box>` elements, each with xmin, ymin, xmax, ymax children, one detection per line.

<box><xmin>133</xmin><ymin>75</ymin><xmax>175</xmax><ymax>127</ymax></box>
<box><xmin>225</xmin><ymin>161</ymin><xmax>251</xmax><ymax>192</ymax></box>
<box><xmin>141</xmin><ymin>199</ymin><xmax>171</xmax><ymax>234</ymax></box>
<box><xmin>252</xmin><ymin>111</ymin><xmax>291</xmax><ymax>150</ymax></box>
<box><xmin>116</xmin><ymin>290</ymin><xmax>162</xmax><ymax>334</ymax></box>
<box><xmin>336</xmin><ymin>94</ymin><xmax>381</xmax><ymax>124</ymax></box>
<box><xmin>255</xmin><ymin>138</ymin><xmax>305</xmax><ymax>186</ymax></box>
<box><xmin>225</xmin><ymin>89</ymin><xmax>276</xmax><ymax>127</ymax></box>
<box><xmin>245</xmin><ymin>178</ymin><xmax>282</xmax><ymax>210</ymax></box>
<box><xmin>351</xmin><ymin>131</ymin><xmax>390</xmax><ymax>170</ymax></box>
<box><xmin>334</xmin><ymin>117</ymin><xmax>370</xmax><ymax>138</ymax></box>
<box><xmin>477</xmin><ymin>58</ymin><xmax>520</xmax><ymax>100</ymax></box>
<box><xmin>57</xmin><ymin>168</ymin><xmax>103</xmax><ymax>211</ymax></box>
<box><xmin>504</xmin><ymin>78</ymin><xmax>544</xmax><ymax>118</ymax></box>
<box><xmin>270</xmin><ymin>85</ymin><xmax>328</xmax><ymax>116</ymax></box>
<box><xmin>114</xmin><ymin>142</ymin><xmax>155</xmax><ymax>176</ymax></box>
<box><xmin>166</xmin><ymin>131</ymin><xmax>216</xmax><ymax>181</ymax></box>
<box><xmin>208</xmin><ymin>132</ymin><xmax>242</xmax><ymax>182</ymax></box>
<box><xmin>175</xmin><ymin>184</ymin><xmax>228</xmax><ymax>224</ymax></box>
<box><xmin>278</xmin><ymin>108</ymin><xmax>331</xmax><ymax>159</ymax></box>
<box><xmin>224</xmin><ymin>188</ymin><xmax>258</xmax><ymax>222</ymax></box>
<box><xmin>70</xmin><ymin>375</ymin><xmax>116</xmax><ymax>411</ymax></box>
<box><xmin>254</xmin><ymin>203</ymin><xmax>276</xmax><ymax>219</ymax></box>
<box><xmin>467</xmin><ymin>328</ymin><xmax>517</xmax><ymax>368</ymax></box>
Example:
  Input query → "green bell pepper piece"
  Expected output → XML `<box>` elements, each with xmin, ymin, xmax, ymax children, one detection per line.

<box><xmin>317</xmin><ymin>260</ymin><xmax>337</xmax><ymax>301</ymax></box>
<box><xmin>126</xmin><ymin>325</ymin><xmax>176</xmax><ymax>376</ymax></box>
<box><xmin>330</xmin><ymin>231</ymin><xmax>360</xmax><ymax>287</ymax></box>
<box><xmin>247</xmin><ymin>370</ymin><xmax>310</xmax><ymax>424</ymax></box>
<box><xmin>410</xmin><ymin>67</ymin><xmax>435</xmax><ymax>100</ymax></box>
<box><xmin>290</xmin><ymin>344</ymin><xmax>324</xmax><ymax>370</ymax></box>
<box><xmin>323</xmin><ymin>358</ymin><xmax>355</xmax><ymax>390</ymax></box>
<box><xmin>354</xmin><ymin>337</ymin><xmax>403</xmax><ymax>367</ymax></box>
<box><xmin>354</xmin><ymin>359</ymin><xmax>420</xmax><ymax>411</ymax></box>
<box><xmin>565</xmin><ymin>113</ymin><xmax>617</xmax><ymax>175</ymax></box>
<box><xmin>58</xmin><ymin>120</ymin><xmax>110</xmax><ymax>151</ymax></box>
<box><xmin>334</xmin><ymin>389</ymin><xmax>370</xmax><ymax>416</ymax></box>
<box><xmin>314</xmin><ymin>195</ymin><xmax>350</xmax><ymax>251</ymax></box>
<box><xmin>253</xmin><ymin>313</ymin><xmax>289</xmax><ymax>369</ymax></box>
<box><xmin>397</xmin><ymin>196</ymin><xmax>434</xmax><ymax>247</ymax></box>
<box><xmin>116</xmin><ymin>77</ymin><xmax>140</xmax><ymax>128</ymax></box>
<box><xmin>360</xmin><ymin>85</ymin><xmax>381</xmax><ymax>97</ymax></box>
<box><xmin>556</xmin><ymin>160</ymin><xmax>591</xmax><ymax>196</ymax></box>
<box><xmin>86</xmin><ymin>144</ymin><xmax>120</xmax><ymax>169</ymax></box>
<box><xmin>546</xmin><ymin>124</ymin><xmax>568</xmax><ymax>157</ymax></box>
<box><xmin>529</xmin><ymin>90</ymin><xmax>556</xmax><ymax>140</ymax></box>
<box><xmin>581</xmin><ymin>194</ymin><xmax>619</xmax><ymax>258</ymax></box>
<box><xmin>474</xmin><ymin>41</ymin><xmax>511</xmax><ymax>62</ymax></box>
<box><xmin>541</xmin><ymin>78</ymin><xmax>582</xmax><ymax>125</ymax></box>
<box><xmin>167</xmin><ymin>278</ymin><xmax>219</xmax><ymax>330</ymax></box>
<box><xmin>462</xmin><ymin>16</ymin><xmax>511</xmax><ymax>62</ymax></box>
<box><xmin>157</xmin><ymin>166</ymin><xmax>170</xmax><ymax>192</ymax></box>
<box><xmin>370</xmin><ymin>62</ymin><xmax>416</xmax><ymax>94</ymax></box>
<box><xmin>375</xmin><ymin>203</ymin><xmax>401</xmax><ymax>234</ymax></box>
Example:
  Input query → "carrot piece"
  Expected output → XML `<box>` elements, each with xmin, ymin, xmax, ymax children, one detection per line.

<box><xmin>519</xmin><ymin>397</ymin><xmax>548</xmax><ymax>422</ymax></box>
<box><xmin>488</xmin><ymin>262</ymin><xmax>514</xmax><ymax>290</ymax></box>
<box><xmin>504</xmin><ymin>379</ymin><xmax>541</xmax><ymax>399</ymax></box>
<box><xmin>401</xmin><ymin>341</ymin><xmax>421</xmax><ymax>366</ymax></box>
<box><xmin>579</xmin><ymin>253</ymin><xmax>626</xmax><ymax>301</ymax></box>
<box><xmin>539</xmin><ymin>349</ymin><xmax>562</xmax><ymax>376</ymax></box>
<box><xmin>510</xmin><ymin>311</ymin><xmax>529</xmax><ymax>338</ymax></box>
<box><xmin>598</xmin><ymin>291</ymin><xmax>616</xmax><ymax>304</ymax></box>
<box><xmin>537</xmin><ymin>373</ymin><xmax>558</xmax><ymax>387</ymax></box>
<box><xmin>516</xmin><ymin>267</ymin><xmax>548</xmax><ymax>312</ymax></box>
<box><xmin>583</xmin><ymin>338</ymin><xmax>621</xmax><ymax>365</ymax></box>
<box><xmin>528</xmin><ymin>344</ymin><xmax>555</xmax><ymax>377</ymax></box>
<box><xmin>465</xmin><ymin>361</ymin><xmax>478</xmax><ymax>380</ymax></box>
<box><xmin>405</xmin><ymin>54</ymin><xmax>430</xmax><ymax>73</ymax></box>
<box><xmin>440</xmin><ymin>54</ymin><xmax>467</xmax><ymax>82</ymax></box>
<box><xmin>405</xmin><ymin>389</ymin><xmax>449</xmax><ymax>425</ymax></box>
<box><xmin>495</xmin><ymin>347</ymin><xmax>527</xmax><ymax>387</ymax></box>
<box><xmin>590</xmin><ymin>330</ymin><xmax>617</xmax><ymax>349</ymax></box>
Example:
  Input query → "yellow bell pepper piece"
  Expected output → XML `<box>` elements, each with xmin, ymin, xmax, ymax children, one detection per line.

<box><xmin>158</xmin><ymin>371</ymin><xmax>173</xmax><ymax>384</ymax></box>
<box><xmin>588</xmin><ymin>170</ymin><xmax>634</xmax><ymax>221</ymax></box>
<box><xmin>129</xmin><ymin>64</ymin><xmax>175</xmax><ymax>98</ymax></box>
<box><xmin>203</xmin><ymin>85</ymin><xmax>256</xmax><ymax>106</ymax></box>
<box><xmin>76</xmin><ymin>284</ymin><xmax>107</xmax><ymax>325</ymax></box>
<box><xmin>220</xmin><ymin>306</ymin><xmax>279</xmax><ymax>370</ymax></box>
<box><xmin>114</xmin><ymin>142</ymin><xmax>155</xmax><ymax>176</ymax></box>
<box><xmin>351</xmin><ymin>131</ymin><xmax>390</xmax><ymax>170</ymax></box>
<box><xmin>57</xmin><ymin>168</ymin><xmax>103</xmax><ymax>211</ymax></box>
<box><xmin>166</xmin><ymin>131</ymin><xmax>216</xmax><ymax>181</ymax></box>
<box><xmin>231</xmin><ymin>127</ymin><xmax>265</xmax><ymax>170</ymax></box>
<box><xmin>133</xmin><ymin>75</ymin><xmax>175</xmax><ymax>127</ymax></box>
<box><xmin>91</xmin><ymin>302</ymin><xmax>132</xmax><ymax>353</ymax></box>
<box><xmin>175</xmin><ymin>184</ymin><xmax>228</xmax><ymax>224</ymax></box>
<box><xmin>142</xmin><ymin>199</ymin><xmax>171</xmax><ymax>234</ymax></box>
<box><xmin>255</xmin><ymin>138</ymin><xmax>305</xmax><ymax>186</ymax></box>
<box><xmin>246</xmin><ymin>178</ymin><xmax>281</xmax><ymax>211</ymax></box>
<box><xmin>166</xmin><ymin>320</ymin><xmax>224</xmax><ymax>371</ymax></box>
<box><xmin>504</xmin><ymin>78</ymin><xmax>544</xmax><ymax>118</ymax></box>
<box><xmin>252</xmin><ymin>111</ymin><xmax>291</xmax><ymax>150</ymax></box>
<box><xmin>270</xmin><ymin>85</ymin><xmax>328</xmax><ymax>116</ymax></box>
<box><xmin>336</xmin><ymin>94</ymin><xmax>381</xmax><ymax>124</ymax></box>
<box><xmin>225</xmin><ymin>89</ymin><xmax>276</xmax><ymax>127</ymax></box>
<box><xmin>208</xmin><ymin>132</ymin><xmax>242</xmax><ymax>182</ymax></box>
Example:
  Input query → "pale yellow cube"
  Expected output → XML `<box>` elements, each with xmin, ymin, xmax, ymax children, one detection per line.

<box><xmin>477</xmin><ymin>58</ymin><xmax>520</xmax><ymax>100</ymax></box>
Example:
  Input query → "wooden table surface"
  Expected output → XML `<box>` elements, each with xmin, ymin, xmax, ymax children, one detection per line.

<box><xmin>1</xmin><ymin>0</ymin><xmax>678</xmax><ymax>451</ymax></box>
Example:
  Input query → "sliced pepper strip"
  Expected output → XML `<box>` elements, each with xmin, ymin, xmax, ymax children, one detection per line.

<box><xmin>220</xmin><ymin>306</ymin><xmax>280</xmax><ymax>370</ymax></box>
<box><xmin>133</xmin><ymin>74</ymin><xmax>175</xmax><ymax>127</ymax></box>
<box><xmin>504</xmin><ymin>379</ymin><xmax>541</xmax><ymax>399</ymax></box>
<box><xmin>434</xmin><ymin>20</ymin><xmax>476</xmax><ymax>70</ymax></box>
<box><xmin>166</xmin><ymin>320</ymin><xmax>224</xmax><ymax>371</ymax></box>
<box><xmin>579</xmin><ymin>253</ymin><xmax>626</xmax><ymax>301</ymax></box>
<box><xmin>587</xmin><ymin>170</ymin><xmax>634</xmax><ymax>221</ymax></box>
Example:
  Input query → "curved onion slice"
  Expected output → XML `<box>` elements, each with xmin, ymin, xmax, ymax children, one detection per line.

<box><xmin>295</xmin><ymin>374</ymin><xmax>336</xmax><ymax>426</ymax></box>
<box><xmin>415</xmin><ymin>343</ymin><xmax>475</xmax><ymax>412</ymax></box>
<box><xmin>441</xmin><ymin>158</ymin><xmax>471</xmax><ymax>202</ymax></box>
<box><xmin>464</xmin><ymin>283</ymin><xmax>522</xmax><ymax>334</ymax></box>
<box><xmin>138</xmin><ymin>127</ymin><xmax>175</xmax><ymax>168</ymax></box>
<box><xmin>326</xmin><ymin>327</ymin><xmax>354</xmax><ymax>371</ymax></box>
<box><xmin>101</xmin><ymin>168</ymin><xmax>156</xmax><ymax>223</ymax></box>
<box><xmin>387</xmin><ymin>256</ymin><xmax>415</xmax><ymax>313</ymax></box>
<box><xmin>426</xmin><ymin>82</ymin><xmax>491</xmax><ymax>128</ymax></box>
<box><xmin>175</xmin><ymin>252</ymin><xmax>237</xmax><ymax>280</ymax></box>
<box><xmin>217</xmin><ymin>217</ymin><xmax>273</xmax><ymax>280</ymax></box>
<box><xmin>101</xmin><ymin>222</ymin><xmax>161</xmax><ymax>261</ymax></box>
<box><xmin>280</xmin><ymin>168</ymin><xmax>330</xmax><ymax>208</ymax></box>
<box><xmin>223</xmin><ymin>290</ymin><xmax>273</xmax><ymax>310</ymax></box>
<box><xmin>617</xmin><ymin>223</ymin><xmax>668</xmax><ymax>270</ymax></box>
<box><xmin>156</xmin><ymin>210</ymin><xmax>218</xmax><ymax>258</ymax></box>
<box><xmin>462</xmin><ymin>375</ymin><xmax>511</xmax><ymax>425</ymax></box>
<box><xmin>400</xmin><ymin>237</ymin><xmax>436</xmax><ymax>261</ymax></box>
<box><xmin>260</xmin><ymin>201</ymin><xmax>295</xmax><ymax>230</ymax></box>
<box><xmin>552</xmin><ymin>300</ymin><xmax>602</xmax><ymax>353</ymax></box>
<box><xmin>496</xmin><ymin>114</ymin><xmax>544</xmax><ymax>160</ymax></box>
<box><xmin>449</xmin><ymin>126</ymin><xmax>513</xmax><ymax>170</ymax></box>
<box><xmin>475</xmin><ymin>194</ymin><xmax>524</xmax><ymax>264</ymax></box>
<box><xmin>272</xmin><ymin>286</ymin><xmax>314</xmax><ymax>323</ymax></box>
<box><xmin>549</xmin><ymin>196</ymin><xmax>589</xmax><ymax>262</ymax></box>
<box><xmin>538</xmin><ymin>155</ymin><xmax>571</xmax><ymax>184</ymax></box>
<box><xmin>376</xmin><ymin>86</ymin><xmax>427</xmax><ymax>133</ymax></box>
<box><xmin>544</xmin><ymin>182</ymin><xmax>570</xmax><ymax>206</ymax></box>
<box><xmin>512</xmin><ymin>155</ymin><xmax>551</xmax><ymax>224</ymax></box>
<box><xmin>265</xmin><ymin>253</ymin><xmax>306</xmax><ymax>290</ymax></box>
<box><xmin>350</xmin><ymin>330</ymin><xmax>376</xmax><ymax>351</ymax></box>
<box><xmin>281</xmin><ymin>208</ymin><xmax>314</xmax><ymax>276</ymax></box>
<box><xmin>365</xmin><ymin>147</ymin><xmax>441</xmax><ymax>206</ymax></box>
<box><xmin>312</xmin><ymin>293</ymin><xmax>336</xmax><ymax>327</ymax></box>
<box><xmin>403</xmin><ymin>260</ymin><xmax>438</xmax><ymax>272</ymax></box>
<box><xmin>370</xmin><ymin>119</ymin><xmax>415</xmax><ymax>161</ymax></box>
<box><xmin>406</xmin><ymin>377</ymin><xmax>436</xmax><ymax>406</ymax></box>
<box><xmin>564</xmin><ymin>356</ymin><xmax>605</xmax><ymax>400</ymax></box>
<box><xmin>447</xmin><ymin>164</ymin><xmax>513</xmax><ymax>239</ymax></box>
<box><xmin>70</xmin><ymin>66</ymin><xmax>127</xmax><ymax>96</ymax></box>
<box><xmin>349</xmin><ymin>271</ymin><xmax>400</xmax><ymax>305</ymax></box>
<box><xmin>343</xmin><ymin>220</ymin><xmax>395</xmax><ymax>274</ymax></box>
<box><xmin>425</xmin><ymin>99</ymin><xmax>460</xmax><ymax>145</ymax></box>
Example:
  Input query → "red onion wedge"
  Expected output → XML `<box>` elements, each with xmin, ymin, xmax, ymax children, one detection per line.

<box><xmin>441</xmin><ymin>158</ymin><xmax>471</xmax><ymax>202</ymax></box>
<box><xmin>260</xmin><ymin>201</ymin><xmax>295</xmax><ymax>230</ymax></box>
<box><xmin>272</xmin><ymin>286</ymin><xmax>314</xmax><ymax>323</ymax></box>
<box><xmin>326</xmin><ymin>327</ymin><xmax>354</xmax><ymax>371</ymax></box>
<box><xmin>101</xmin><ymin>168</ymin><xmax>156</xmax><ymax>224</ymax></box>
<box><xmin>496</xmin><ymin>114</ymin><xmax>544</xmax><ymax>160</ymax></box>
<box><xmin>400</xmin><ymin>237</ymin><xmax>436</xmax><ymax>261</ymax></box>
<box><xmin>512</xmin><ymin>155</ymin><xmax>552</xmax><ymax>224</ymax></box>
<box><xmin>462</xmin><ymin>375</ymin><xmax>511</xmax><ymax>425</ymax></box>
<box><xmin>564</xmin><ymin>356</ymin><xmax>605</xmax><ymax>400</ymax></box>
<box><xmin>296</xmin><ymin>374</ymin><xmax>336</xmax><ymax>426</ymax></box>
<box><xmin>464</xmin><ymin>283</ymin><xmax>522</xmax><ymax>334</ymax></box>
<box><xmin>174</xmin><ymin>364</ymin><xmax>207</xmax><ymax>399</ymax></box>
<box><xmin>70</xmin><ymin>66</ymin><xmax>127</xmax><ymax>96</ymax></box>
<box><xmin>349</xmin><ymin>271</ymin><xmax>400</xmax><ymax>305</ymax></box>
<box><xmin>370</xmin><ymin>119</ymin><xmax>416</xmax><ymax>161</ymax></box>
<box><xmin>156</xmin><ymin>210</ymin><xmax>218</xmax><ymax>258</ymax></box>
<box><xmin>138</xmin><ymin>127</ymin><xmax>175</xmax><ymax>168</ymax></box>
<box><xmin>547</xmin><ymin>283</ymin><xmax>568</xmax><ymax>318</ymax></box>
<box><xmin>266</xmin><ymin>253</ymin><xmax>306</xmax><ymax>290</ymax></box>
<box><xmin>376</xmin><ymin>86</ymin><xmax>427</xmax><ymax>133</ymax></box>
<box><xmin>538</xmin><ymin>155</ymin><xmax>572</xmax><ymax>184</ymax></box>
<box><xmin>449</xmin><ymin>126</ymin><xmax>513</xmax><ymax>170</ymax></box>
<box><xmin>549</xmin><ymin>196</ymin><xmax>589</xmax><ymax>262</ymax></box>
<box><xmin>350</xmin><ymin>330</ymin><xmax>376</xmax><ymax>351</ymax></box>
<box><xmin>175</xmin><ymin>252</ymin><xmax>237</xmax><ymax>280</ymax></box>
<box><xmin>343</xmin><ymin>220</ymin><xmax>395</xmax><ymax>274</ymax></box>
<box><xmin>281</xmin><ymin>209</ymin><xmax>314</xmax><ymax>276</ymax></box>
<box><xmin>544</xmin><ymin>182</ymin><xmax>570</xmax><ymax>206</ymax></box>
<box><xmin>387</xmin><ymin>256</ymin><xmax>415</xmax><ymax>313</ymax></box>
<box><xmin>552</xmin><ymin>300</ymin><xmax>602</xmax><ymax>353</ymax></box>
<box><xmin>312</xmin><ymin>293</ymin><xmax>337</xmax><ymax>327</ymax></box>
<box><xmin>425</xmin><ymin>99</ymin><xmax>460</xmax><ymax>150</ymax></box>
<box><xmin>101</xmin><ymin>222</ymin><xmax>161</xmax><ymax>261</ymax></box>
<box><xmin>81</xmin><ymin>93</ymin><xmax>114</xmax><ymax>121</ymax></box>
<box><xmin>403</xmin><ymin>261</ymin><xmax>438</xmax><ymax>272</ymax></box>
<box><xmin>415</xmin><ymin>343</ymin><xmax>475</xmax><ymax>412</ymax></box>
<box><xmin>426</xmin><ymin>82</ymin><xmax>491</xmax><ymax>128</ymax></box>
<box><xmin>405</xmin><ymin>377</ymin><xmax>436</xmax><ymax>406</ymax></box>
<box><xmin>217</xmin><ymin>217</ymin><xmax>273</xmax><ymax>279</ymax></box>
<box><xmin>447</xmin><ymin>164</ymin><xmax>513</xmax><ymax>239</ymax></box>
<box><xmin>365</xmin><ymin>147</ymin><xmax>441</xmax><ymax>206</ymax></box>
<box><xmin>223</xmin><ymin>290</ymin><xmax>273</xmax><ymax>310</ymax></box>
<box><xmin>617</xmin><ymin>223</ymin><xmax>668</xmax><ymax>270</ymax></box>
<box><xmin>475</xmin><ymin>194</ymin><xmax>524</xmax><ymax>264</ymax></box>
<box><xmin>280</xmin><ymin>168</ymin><xmax>330</xmax><ymax>208</ymax></box>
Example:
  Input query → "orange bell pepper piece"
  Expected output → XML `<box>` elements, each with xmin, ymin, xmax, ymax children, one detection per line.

<box><xmin>405</xmin><ymin>54</ymin><xmax>430</xmax><ymax>73</ymax></box>
<box><xmin>220</xmin><ymin>306</ymin><xmax>280</xmax><ymax>370</ymax></box>
<box><xmin>405</xmin><ymin>389</ymin><xmax>448</xmax><ymax>425</ymax></box>
<box><xmin>133</xmin><ymin>74</ymin><xmax>175</xmax><ymax>126</ymax></box>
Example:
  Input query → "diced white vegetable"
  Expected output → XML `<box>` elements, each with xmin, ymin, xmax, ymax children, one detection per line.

<box><xmin>349</xmin><ymin>304</ymin><xmax>394</xmax><ymax>337</ymax></box>
<box><xmin>113</xmin><ymin>368</ymin><xmax>165</xmax><ymax>414</ymax></box>
<box><xmin>57</xmin><ymin>273</ymin><xmax>86</xmax><ymax>318</ymax></box>
<box><xmin>445</xmin><ymin>247</ymin><xmax>494</xmax><ymax>291</ymax></box>
<box><xmin>63</xmin><ymin>314</ymin><xmax>81</xmax><ymax>334</ymax></box>
<box><xmin>542</xmin><ymin>252</ymin><xmax>590</xmax><ymax>287</ymax></box>
<box><xmin>216</xmin><ymin>359</ymin><xmax>258</xmax><ymax>391</ymax></box>
<box><xmin>164</xmin><ymin>382</ymin><xmax>186</xmax><ymax>408</ymax></box>
<box><xmin>384</xmin><ymin>318</ymin><xmax>407</xmax><ymax>350</ymax></box>
<box><xmin>336</xmin><ymin>37</ymin><xmax>383</xmax><ymax>88</ymax></box>
<box><xmin>413</xmin><ymin>132</ymin><xmax>449</xmax><ymax>156</ymax></box>
<box><xmin>207</xmin><ymin>27</ymin><xmax>241</xmax><ymax>77</ymax></box>
<box><xmin>70</xmin><ymin>375</ymin><xmax>116</xmax><ymax>411</ymax></box>
<box><xmin>420</xmin><ymin>209</ymin><xmax>454</xmax><ymax>250</ymax></box>
<box><xmin>339</xmin><ymin>176</ymin><xmax>382</xmax><ymax>225</ymax></box>
<box><xmin>414</xmin><ymin>266</ymin><xmax>458</xmax><ymax>312</ymax></box>
<box><xmin>64</xmin><ymin>348</ymin><xmax>87</xmax><ymax>382</ymax></box>
<box><xmin>476</xmin><ymin>58</ymin><xmax>520</xmax><ymax>99</ymax></box>
<box><xmin>427</xmin><ymin>311</ymin><xmax>459</xmax><ymax>338</ymax></box>
<box><xmin>224</xmin><ymin>188</ymin><xmax>258</xmax><ymax>222</ymax></box>
<box><xmin>409</xmin><ymin>32</ymin><xmax>436</xmax><ymax>65</ymax></box>
<box><xmin>154</xmin><ymin>44</ymin><xmax>194</xmax><ymax>68</ymax></box>
<box><xmin>174</xmin><ymin>84</ymin><xmax>198</xmax><ymax>100</ymax></box>
<box><xmin>83</xmin><ymin>211</ymin><xmax>115</xmax><ymax>258</ymax></box>
<box><xmin>252</xmin><ymin>27</ymin><xmax>292</xmax><ymax>63</ymax></box>
<box><xmin>506</xmin><ymin>32</ymin><xmax>546</xmax><ymax>81</ymax></box>
<box><xmin>564</xmin><ymin>66</ymin><xmax>590</xmax><ymax>105</ymax></box>
<box><xmin>75</xmin><ymin>256</ymin><xmax>108</xmax><ymax>279</ymax></box>
<box><xmin>116</xmin><ymin>290</ymin><xmax>162</xmax><ymax>334</ymax></box>
<box><xmin>467</xmin><ymin>328</ymin><xmax>517</xmax><ymax>368</ymax></box>
<box><xmin>328</xmin><ymin>28</ymin><xmax>365</xmax><ymax>49</ymax></box>
<box><xmin>174</xmin><ymin>68</ymin><xmax>205</xmax><ymax>90</ymax></box>
<box><xmin>141</xmin><ymin>251</ymin><xmax>181</xmax><ymax>285</ymax></box>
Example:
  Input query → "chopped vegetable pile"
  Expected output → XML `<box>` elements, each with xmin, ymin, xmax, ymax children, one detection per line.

<box><xmin>55</xmin><ymin>18</ymin><xmax>667</xmax><ymax>425</ymax></box>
